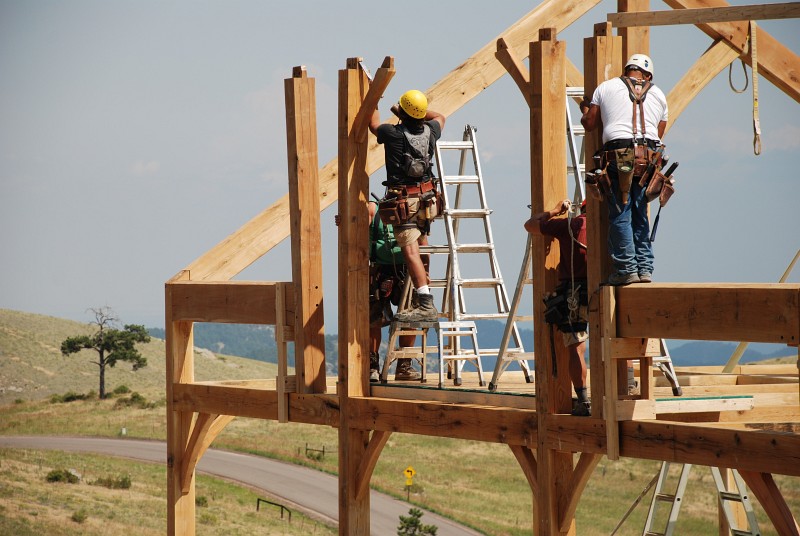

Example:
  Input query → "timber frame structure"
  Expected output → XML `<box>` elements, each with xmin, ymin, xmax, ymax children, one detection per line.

<box><xmin>165</xmin><ymin>1</ymin><xmax>800</xmax><ymax>534</ymax></box>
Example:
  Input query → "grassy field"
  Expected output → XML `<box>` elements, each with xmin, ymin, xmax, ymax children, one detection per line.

<box><xmin>0</xmin><ymin>447</ymin><xmax>335</xmax><ymax>535</ymax></box>
<box><xmin>2</xmin><ymin>309</ymin><xmax>798</xmax><ymax>534</ymax></box>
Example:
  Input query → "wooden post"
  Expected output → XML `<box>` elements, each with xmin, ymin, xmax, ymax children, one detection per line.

<box><xmin>618</xmin><ymin>0</ymin><xmax>650</xmax><ymax>60</ymax></box>
<box><xmin>530</xmin><ymin>28</ymin><xmax>576</xmax><ymax>536</ymax></box>
<box><xmin>584</xmin><ymin>22</ymin><xmax>621</xmax><ymax>419</ymax></box>
<box><xmin>166</xmin><ymin>271</ymin><xmax>196</xmax><ymax>536</ymax></box>
<box><xmin>337</xmin><ymin>57</ymin><xmax>372</xmax><ymax>535</ymax></box>
<box><xmin>285</xmin><ymin>66</ymin><xmax>327</xmax><ymax>394</ymax></box>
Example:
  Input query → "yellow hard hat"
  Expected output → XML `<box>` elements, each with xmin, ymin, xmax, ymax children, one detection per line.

<box><xmin>398</xmin><ymin>89</ymin><xmax>428</xmax><ymax>119</ymax></box>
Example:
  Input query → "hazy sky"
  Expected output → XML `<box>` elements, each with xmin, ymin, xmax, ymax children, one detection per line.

<box><xmin>1</xmin><ymin>0</ymin><xmax>798</xmax><ymax>331</ymax></box>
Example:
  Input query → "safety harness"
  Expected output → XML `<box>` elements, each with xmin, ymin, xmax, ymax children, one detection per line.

<box><xmin>620</xmin><ymin>75</ymin><xmax>653</xmax><ymax>144</ymax></box>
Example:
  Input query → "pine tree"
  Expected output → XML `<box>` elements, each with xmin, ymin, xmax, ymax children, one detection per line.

<box><xmin>60</xmin><ymin>307</ymin><xmax>149</xmax><ymax>398</ymax></box>
<box><xmin>397</xmin><ymin>508</ymin><xmax>438</xmax><ymax>535</ymax></box>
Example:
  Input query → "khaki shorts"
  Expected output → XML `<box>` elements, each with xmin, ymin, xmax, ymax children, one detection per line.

<box><xmin>395</xmin><ymin>196</ymin><xmax>425</xmax><ymax>247</ymax></box>
<box><xmin>560</xmin><ymin>303</ymin><xmax>589</xmax><ymax>347</ymax></box>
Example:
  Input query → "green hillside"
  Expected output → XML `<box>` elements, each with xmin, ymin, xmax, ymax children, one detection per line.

<box><xmin>0</xmin><ymin>309</ymin><xmax>279</xmax><ymax>405</ymax></box>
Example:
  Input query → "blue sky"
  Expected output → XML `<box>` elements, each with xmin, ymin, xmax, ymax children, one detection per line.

<box><xmin>1</xmin><ymin>0</ymin><xmax>798</xmax><ymax>333</ymax></box>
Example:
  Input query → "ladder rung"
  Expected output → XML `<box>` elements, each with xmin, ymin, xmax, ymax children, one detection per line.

<box><xmin>569</xmin><ymin>125</ymin><xmax>586</xmax><ymax>136</ymax></box>
<box><xmin>446</xmin><ymin>208</ymin><xmax>492</xmax><ymax>217</ymax></box>
<box><xmin>437</xmin><ymin>141</ymin><xmax>475</xmax><ymax>150</ymax></box>
<box><xmin>654</xmin><ymin>493</ymin><xmax>676</xmax><ymax>502</ymax></box>
<box><xmin>420</xmin><ymin>245</ymin><xmax>451</xmax><ymax>254</ymax></box>
<box><xmin>454</xmin><ymin>313</ymin><xmax>510</xmax><ymax>321</ymax></box>
<box><xmin>719</xmin><ymin>491</ymin><xmax>744</xmax><ymax>502</ymax></box>
<box><xmin>566</xmin><ymin>86</ymin><xmax>585</xmax><ymax>97</ymax></box>
<box><xmin>442</xmin><ymin>175</ymin><xmax>480</xmax><ymax>184</ymax></box>
<box><xmin>457</xmin><ymin>278</ymin><xmax>503</xmax><ymax>288</ymax></box>
<box><xmin>455</xmin><ymin>244</ymin><xmax>493</xmax><ymax>253</ymax></box>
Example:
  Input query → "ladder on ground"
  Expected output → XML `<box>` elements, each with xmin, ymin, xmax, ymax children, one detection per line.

<box><xmin>393</xmin><ymin>125</ymin><xmax>528</xmax><ymax>387</ymax></box>
<box><xmin>642</xmin><ymin>463</ymin><xmax>761</xmax><ymax>536</ymax></box>
<box><xmin>489</xmin><ymin>88</ymin><xmax>587</xmax><ymax>390</ymax></box>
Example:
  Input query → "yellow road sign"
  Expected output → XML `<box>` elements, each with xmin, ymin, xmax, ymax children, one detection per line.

<box><xmin>404</xmin><ymin>466</ymin><xmax>416</xmax><ymax>478</ymax></box>
<box><xmin>405</xmin><ymin>478</ymin><xmax>414</xmax><ymax>487</ymax></box>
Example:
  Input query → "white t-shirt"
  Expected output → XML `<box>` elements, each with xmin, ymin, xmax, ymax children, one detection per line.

<box><xmin>591</xmin><ymin>77</ymin><xmax>668</xmax><ymax>144</ymax></box>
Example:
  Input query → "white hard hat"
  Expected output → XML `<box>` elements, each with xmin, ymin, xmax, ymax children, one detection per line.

<box><xmin>626</xmin><ymin>54</ymin><xmax>654</xmax><ymax>77</ymax></box>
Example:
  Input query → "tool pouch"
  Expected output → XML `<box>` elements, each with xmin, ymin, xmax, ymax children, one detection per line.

<box><xmin>645</xmin><ymin>171</ymin><xmax>669</xmax><ymax>202</ymax></box>
<box><xmin>614</xmin><ymin>148</ymin><xmax>635</xmax><ymax>204</ymax></box>
<box><xmin>633</xmin><ymin>144</ymin><xmax>649</xmax><ymax>177</ymax></box>
<box><xmin>378</xmin><ymin>191</ymin><xmax>408</xmax><ymax>226</ymax></box>
<box><xmin>658</xmin><ymin>177</ymin><xmax>675</xmax><ymax>207</ymax></box>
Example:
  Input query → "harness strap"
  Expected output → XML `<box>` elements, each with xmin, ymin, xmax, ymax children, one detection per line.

<box><xmin>621</xmin><ymin>76</ymin><xmax>652</xmax><ymax>142</ymax></box>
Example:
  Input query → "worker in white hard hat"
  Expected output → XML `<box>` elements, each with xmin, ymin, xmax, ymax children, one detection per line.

<box><xmin>369</xmin><ymin>90</ymin><xmax>446</xmax><ymax>380</ymax></box>
<box><xmin>580</xmin><ymin>54</ymin><xmax>668</xmax><ymax>287</ymax></box>
<box><xmin>581</xmin><ymin>54</ymin><xmax>668</xmax><ymax>396</ymax></box>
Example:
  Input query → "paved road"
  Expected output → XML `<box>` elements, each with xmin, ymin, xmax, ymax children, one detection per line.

<box><xmin>0</xmin><ymin>436</ymin><xmax>483</xmax><ymax>535</ymax></box>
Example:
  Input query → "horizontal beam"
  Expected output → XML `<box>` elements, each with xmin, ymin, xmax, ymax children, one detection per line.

<box><xmin>619</xmin><ymin>420</ymin><xmax>800</xmax><ymax>476</ymax></box>
<box><xmin>348</xmin><ymin>397</ymin><xmax>538</xmax><ymax>447</ymax></box>
<box><xmin>167</xmin><ymin>280</ymin><xmax>294</xmax><ymax>325</ymax></box>
<box><xmin>615</xmin><ymin>283</ymin><xmax>800</xmax><ymax>344</ymax></box>
<box><xmin>610</xmin><ymin>2</ymin><xmax>800</xmax><ymax>27</ymax></box>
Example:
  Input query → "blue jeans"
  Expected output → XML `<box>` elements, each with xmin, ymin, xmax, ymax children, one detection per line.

<box><xmin>607</xmin><ymin>163</ymin><xmax>654</xmax><ymax>276</ymax></box>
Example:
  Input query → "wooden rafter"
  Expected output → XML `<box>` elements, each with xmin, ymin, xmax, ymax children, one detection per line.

<box><xmin>663</xmin><ymin>0</ymin><xmax>800</xmax><ymax>103</ymax></box>
<box><xmin>609</xmin><ymin>2</ymin><xmax>800</xmax><ymax>26</ymax></box>
<box><xmin>183</xmin><ymin>0</ymin><xmax>600</xmax><ymax>282</ymax></box>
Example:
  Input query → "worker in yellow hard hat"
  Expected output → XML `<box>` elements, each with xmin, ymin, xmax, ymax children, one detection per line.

<box><xmin>369</xmin><ymin>90</ymin><xmax>446</xmax><ymax>380</ymax></box>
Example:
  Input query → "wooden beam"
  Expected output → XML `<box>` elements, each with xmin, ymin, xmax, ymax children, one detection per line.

<box><xmin>665</xmin><ymin>38</ymin><xmax>741</xmax><ymax>133</ymax></box>
<box><xmin>354</xmin><ymin>431</ymin><xmax>391</xmax><ymax>500</ymax></box>
<box><xmin>618</xmin><ymin>0</ymin><xmax>651</xmax><ymax>59</ymax></box>
<box><xmin>182</xmin><ymin>0</ymin><xmax>601</xmax><ymax>282</ymax></box>
<box><xmin>529</xmin><ymin>28</ymin><xmax>578</xmax><ymax>536</ymax></box>
<box><xmin>165</xmin><ymin>272</ymin><xmax>196</xmax><ymax>536</ymax></box>
<box><xmin>167</xmin><ymin>280</ymin><xmax>287</xmax><ymax>325</ymax></box>
<box><xmin>738</xmin><ymin>470</ymin><xmax>800</xmax><ymax>535</ymax></box>
<box><xmin>584</xmin><ymin>22</ymin><xmax>620</xmax><ymax>421</ymax></box>
<box><xmin>664</xmin><ymin>0</ymin><xmax>800</xmax><ymax>103</ymax></box>
<box><xmin>602</xmin><ymin>286</ymin><xmax>622</xmax><ymax>459</ymax></box>
<box><xmin>286</xmin><ymin>66</ymin><xmax>327</xmax><ymax>395</ymax></box>
<box><xmin>337</xmin><ymin>57</ymin><xmax>373</xmax><ymax>536</ymax></box>
<box><xmin>610</xmin><ymin>2</ymin><xmax>800</xmax><ymax>27</ymax></box>
<box><xmin>619</xmin><ymin>421</ymin><xmax>800</xmax><ymax>476</ymax></box>
<box><xmin>348</xmin><ymin>397</ymin><xmax>538</xmax><ymax>446</ymax></box>
<box><xmin>615</xmin><ymin>284</ymin><xmax>800</xmax><ymax>344</ymax></box>
<box><xmin>495</xmin><ymin>37</ymin><xmax>531</xmax><ymax>107</ymax></box>
<box><xmin>180</xmin><ymin>413</ymin><xmax>235</xmax><ymax>493</ymax></box>
<box><xmin>353</xmin><ymin>57</ymin><xmax>395</xmax><ymax>143</ymax></box>
<box><xmin>558</xmin><ymin>453</ymin><xmax>602</xmax><ymax>532</ymax></box>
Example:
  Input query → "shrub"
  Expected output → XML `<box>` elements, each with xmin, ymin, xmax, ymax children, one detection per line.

<box><xmin>195</xmin><ymin>495</ymin><xmax>208</xmax><ymax>507</ymax></box>
<box><xmin>112</xmin><ymin>384</ymin><xmax>131</xmax><ymax>395</ymax></box>
<box><xmin>50</xmin><ymin>391</ymin><xmax>93</xmax><ymax>404</ymax></box>
<box><xmin>71</xmin><ymin>509</ymin><xmax>88</xmax><ymax>523</ymax></box>
<box><xmin>113</xmin><ymin>392</ymin><xmax>153</xmax><ymax>409</ymax></box>
<box><xmin>46</xmin><ymin>469</ymin><xmax>79</xmax><ymax>484</ymax></box>
<box><xmin>92</xmin><ymin>474</ymin><xmax>131</xmax><ymax>489</ymax></box>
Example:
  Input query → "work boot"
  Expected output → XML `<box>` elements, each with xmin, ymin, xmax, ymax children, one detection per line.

<box><xmin>627</xmin><ymin>380</ymin><xmax>640</xmax><ymax>396</ymax></box>
<box><xmin>571</xmin><ymin>400</ymin><xmax>591</xmax><ymax>417</ymax></box>
<box><xmin>395</xmin><ymin>359</ymin><xmax>421</xmax><ymax>381</ymax></box>
<box><xmin>607</xmin><ymin>272</ymin><xmax>639</xmax><ymax>286</ymax></box>
<box><xmin>369</xmin><ymin>352</ymin><xmax>380</xmax><ymax>383</ymax></box>
<box><xmin>637</xmin><ymin>272</ymin><xmax>652</xmax><ymax>283</ymax></box>
<box><xmin>394</xmin><ymin>293</ymin><xmax>438</xmax><ymax>322</ymax></box>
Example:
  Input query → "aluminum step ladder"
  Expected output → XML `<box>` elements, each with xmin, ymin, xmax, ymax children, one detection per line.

<box><xmin>642</xmin><ymin>463</ymin><xmax>761</xmax><ymax>536</ymax></box>
<box><xmin>489</xmin><ymin>89</ymin><xmax>588</xmax><ymax>390</ymax></box>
